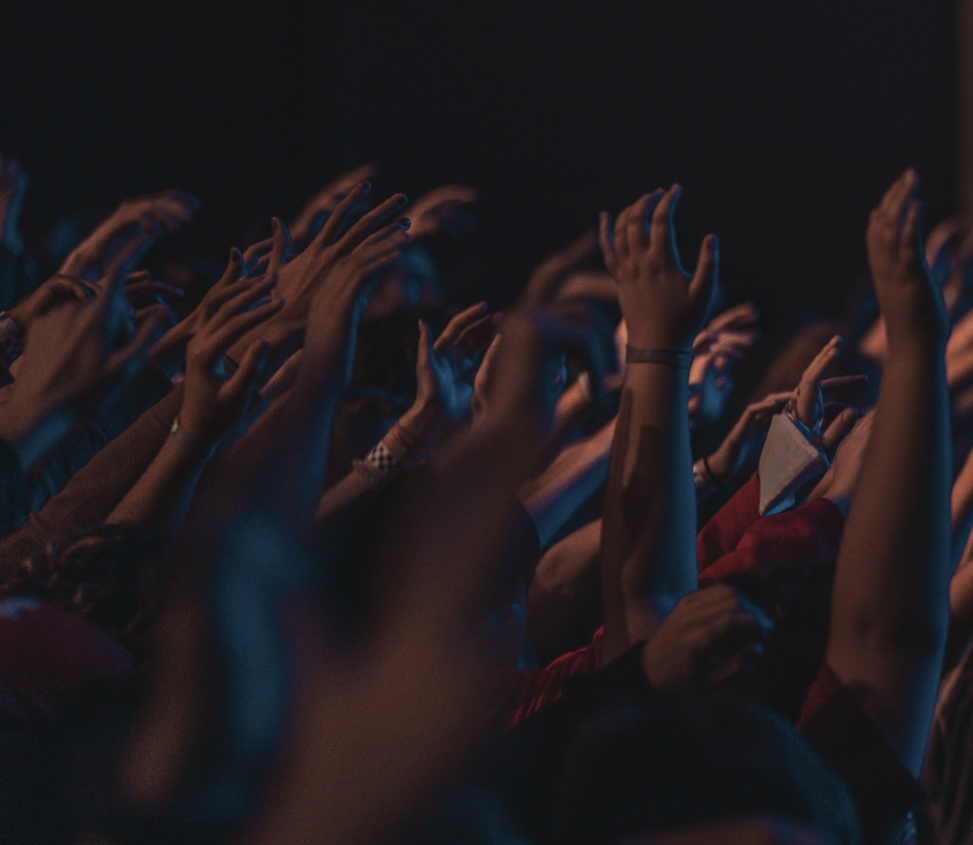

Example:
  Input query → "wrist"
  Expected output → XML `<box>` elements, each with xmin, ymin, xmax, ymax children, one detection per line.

<box><xmin>400</xmin><ymin>399</ymin><xmax>447</xmax><ymax>444</ymax></box>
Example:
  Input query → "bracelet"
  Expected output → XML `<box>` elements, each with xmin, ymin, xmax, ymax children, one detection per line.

<box><xmin>625</xmin><ymin>345</ymin><xmax>693</xmax><ymax>368</ymax></box>
<box><xmin>353</xmin><ymin>440</ymin><xmax>402</xmax><ymax>490</ymax></box>
<box><xmin>169</xmin><ymin>418</ymin><xmax>216</xmax><ymax>461</ymax></box>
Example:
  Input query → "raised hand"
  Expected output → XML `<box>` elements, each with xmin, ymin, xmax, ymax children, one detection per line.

<box><xmin>406</xmin><ymin>303</ymin><xmax>495</xmax><ymax>442</ymax></box>
<box><xmin>0</xmin><ymin>154</ymin><xmax>28</xmax><ymax>254</ymax></box>
<box><xmin>702</xmin><ymin>392</ymin><xmax>792</xmax><ymax>485</ymax></box>
<box><xmin>866</xmin><ymin>168</ymin><xmax>948</xmax><ymax>350</ymax></box>
<box><xmin>0</xmin><ymin>257</ymin><xmax>170</xmax><ymax>468</ymax></box>
<box><xmin>288</xmin><ymin>164</ymin><xmax>378</xmax><ymax>249</ymax></box>
<box><xmin>598</xmin><ymin>186</ymin><xmax>719</xmax><ymax>664</ymax></box>
<box><xmin>806</xmin><ymin>411</ymin><xmax>873</xmax><ymax>513</ymax></box>
<box><xmin>178</xmin><ymin>273</ymin><xmax>281</xmax><ymax>445</ymax></box>
<box><xmin>298</xmin><ymin>200</ymin><xmax>413</xmax><ymax>395</ymax></box>
<box><xmin>122</xmin><ymin>270</ymin><xmax>185</xmax><ymax>310</ymax></box>
<box><xmin>5</xmin><ymin>273</ymin><xmax>92</xmax><ymax>337</ymax></box>
<box><xmin>403</xmin><ymin>184</ymin><xmax>478</xmax><ymax>241</ymax></box>
<box><xmin>600</xmin><ymin>185</ymin><xmax>718</xmax><ymax>349</ymax></box>
<box><xmin>274</xmin><ymin>182</ymin><xmax>409</xmax><ymax>330</ymax></box>
<box><xmin>58</xmin><ymin>189</ymin><xmax>199</xmax><ymax>279</ymax></box>
<box><xmin>688</xmin><ymin>302</ymin><xmax>760</xmax><ymax>426</ymax></box>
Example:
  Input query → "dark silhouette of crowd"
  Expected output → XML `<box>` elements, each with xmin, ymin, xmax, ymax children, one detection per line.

<box><xmin>0</xmin><ymin>148</ymin><xmax>971</xmax><ymax>845</ymax></box>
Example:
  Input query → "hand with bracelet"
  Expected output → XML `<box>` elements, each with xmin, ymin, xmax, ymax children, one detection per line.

<box><xmin>597</xmin><ymin>184</ymin><xmax>719</xmax><ymax>664</ymax></box>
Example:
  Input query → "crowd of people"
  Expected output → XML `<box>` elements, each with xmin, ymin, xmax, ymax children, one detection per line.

<box><xmin>0</xmin><ymin>148</ymin><xmax>972</xmax><ymax>845</ymax></box>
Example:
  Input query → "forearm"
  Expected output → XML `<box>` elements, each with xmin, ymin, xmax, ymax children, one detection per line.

<box><xmin>519</xmin><ymin>418</ymin><xmax>614</xmax><ymax>548</ymax></box>
<box><xmin>106</xmin><ymin>437</ymin><xmax>211</xmax><ymax>536</ymax></box>
<box><xmin>526</xmin><ymin>518</ymin><xmax>602</xmax><ymax>665</ymax></box>
<box><xmin>832</xmin><ymin>346</ymin><xmax>951</xmax><ymax>649</ymax></box>
<box><xmin>600</xmin><ymin>365</ymin><xmax>696</xmax><ymax>662</ymax></box>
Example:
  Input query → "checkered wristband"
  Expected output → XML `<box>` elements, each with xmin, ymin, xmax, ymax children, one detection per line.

<box><xmin>353</xmin><ymin>441</ymin><xmax>402</xmax><ymax>488</ymax></box>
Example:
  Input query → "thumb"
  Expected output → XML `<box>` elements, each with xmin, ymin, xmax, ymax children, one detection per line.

<box><xmin>417</xmin><ymin>319</ymin><xmax>434</xmax><ymax>374</ymax></box>
<box><xmin>821</xmin><ymin>406</ymin><xmax>858</xmax><ymax>460</ymax></box>
<box><xmin>270</xmin><ymin>217</ymin><xmax>292</xmax><ymax>270</ymax></box>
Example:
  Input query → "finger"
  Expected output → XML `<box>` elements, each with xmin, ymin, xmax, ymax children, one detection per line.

<box><xmin>648</xmin><ymin>184</ymin><xmax>681</xmax><ymax>264</ymax></box>
<box><xmin>625</xmin><ymin>191</ymin><xmax>658</xmax><ymax>253</ymax></box>
<box><xmin>689</xmin><ymin>233</ymin><xmax>719</xmax><ymax>308</ymax></box>
<box><xmin>205</xmin><ymin>300</ymin><xmax>285</xmax><ymax>362</ymax></box>
<box><xmin>820</xmin><ymin>406</ymin><xmax>859</xmax><ymax>459</ymax></box>
<box><xmin>435</xmin><ymin>300</ymin><xmax>489</xmax><ymax>352</ymax></box>
<box><xmin>332</xmin><ymin>190</ymin><xmax>408</xmax><ymax>253</ymax></box>
<box><xmin>879</xmin><ymin>167</ymin><xmax>916</xmax><ymax>217</ymax></box>
<box><xmin>102</xmin><ymin>231</ymin><xmax>154</xmax><ymax>286</ymax></box>
<box><xmin>820</xmin><ymin>374</ymin><xmax>868</xmax><ymax>394</ymax></box>
<box><xmin>801</xmin><ymin>336</ymin><xmax>842</xmax><ymax>389</ymax></box>
<box><xmin>417</xmin><ymin>318</ymin><xmax>434</xmax><ymax>375</ymax></box>
<box><xmin>105</xmin><ymin>306</ymin><xmax>172</xmax><ymax>380</ymax></box>
<box><xmin>314</xmin><ymin>180</ymin><xmax>373</xmax><ymax>246</ymax></box>
<box><xmin>900</xmin><ymin>199</ymin><xmax>923</xmax><ymax>267</ymax></box>
<box><xmin>211</xmin><ymin>274</ymin><xmax>278</xmax><ymax>319</ymax></box>
<box><xmin>706</xmin><ymin>301</ymin><xmax>760</xmax><ymax>332</ymax></box>
<box><xmin>598</xmin><ymin>211</ymin><xmax>620</xmax><ymax>278</ymax></box>
<box><xmin>227</xmin><ymin>339</ymin><xmax>271</xmax><ymax>403</ymax></box>
<box><xmin>125</xmin><ymin>269</ymin><xmax>151</xmax><ymax>283</ymax></box>
<box><xmin>218</xmin><ymin>248</ymin><xmax>246</xmax><ymax>289</ymax></box>
<box><xmin>522</xmin><ymin>229</ymin><xmax>599</xmax><ymax>307</ymax></box>
<box><xmin>453</xmin><ymin>313</ymin><xmax>497</xmax><ymax>356</ymax></box>
<box><xmin>242</xmin><ymin>238</ymin><xmax>274</xmax><ymax>275</ymax></box>
<box><xmin>357</xmin><ymin>224</ymin><xmax>412</xmax><ymax>266</ymax></box>
<box><xmin>269</xmin><ymin>217</ymin><xmax>292</xmax><ymax>271</ymax></box>
<box><xmin>161</xmin><ymin>189</ymin><xmax>201</xmax><ymax>212</ymax></box>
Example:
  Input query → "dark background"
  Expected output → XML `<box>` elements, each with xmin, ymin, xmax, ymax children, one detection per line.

<box><xmin>0</xmin><ymin>0</ymin><xmax>956</xmax><ymax>342</ymax></box>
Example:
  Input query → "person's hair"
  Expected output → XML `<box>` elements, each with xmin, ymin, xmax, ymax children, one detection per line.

<box><xmin>718</xmin><ymin>559</ymin><xmax>835</xmax><ymax>723</ymax></box>
<box><xmin>551</xmin><ymin>688</ymin><xmax>860</xmax><ymax>845</ymax></box>
<box><xmin>0</xmin><ymin>525</ymin><xmax>168</xmax><ymax>665</ymax></box>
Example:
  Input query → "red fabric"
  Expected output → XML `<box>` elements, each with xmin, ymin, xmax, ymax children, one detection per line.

<box><xmin>798</xmin><ymin>661</ymin><xmax>924</xmax><ymax>845</ymax></box>
<box><xmin>501</xmin><ymin>627</ymin><xmax>603</xmax><ymax>731</ymax></box>
<box><xmin>504</xmin><ymin>476</ymin><xmax>845</xmax><ymax>732</ymax></box>
<box><xmin>697</xmin><ymin>474</ymin><xmax>845</xmax><ymax>586</ymax></box>
<box><xmin>0</xmin><ymin>597</ymin><xmax>133</xmax><ymax>721</ymax></box>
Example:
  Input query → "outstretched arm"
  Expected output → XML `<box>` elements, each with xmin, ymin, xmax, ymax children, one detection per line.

<box><xmin>598</xmin><ymin>186</ymin><xmax>718</xmax><ymax>664</ymax></box>
<box><xmin>825</xmin><ymin>168</ymin><xmax>952</xmax><ymax>776</ymax></box>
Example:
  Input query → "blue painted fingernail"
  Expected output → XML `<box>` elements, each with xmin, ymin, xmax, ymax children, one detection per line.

<box><xmin>362</xmin><ymin>181</ymin><xmax>372</xmax><ymax>192</ymax></box>
<box><xmin>397</xmin><ymin>194</ymin><xmax>408</xmax><ymax>206</ymax></box>
<box><xmin>399</xmin><ymin>218</ymin><xmax>411</xmax><ymax>229</ymax></box>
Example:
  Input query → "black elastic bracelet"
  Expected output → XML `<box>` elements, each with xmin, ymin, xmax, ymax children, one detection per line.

<box><xmin>701</xmin><ymin>453</ymin><xmax>724</xmax><ymax>488</ymax></box>
<box><xmin>625</xmin><ymin>345</ymin><xmax>693</xmax><ymax>369</ymax></box>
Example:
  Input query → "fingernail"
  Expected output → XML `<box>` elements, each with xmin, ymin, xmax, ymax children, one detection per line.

<box><xmin>362</xmin><ymin>181</ymin><xmax>372</xmax><ymax>193</ymax></box>
<box><xmin>480</xmin><ymin>300</ymin><xmax>488</xmax><ymax>311</ymax></box>
<box><xmin>396</xmin><ymin>194</ymin><xmax>408</xmax><ymax>207</ymax></box>
<box><xmin>398</xmin><ymin>217</ymin><xmax>411</xmax><ymax>229</ymax></box>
